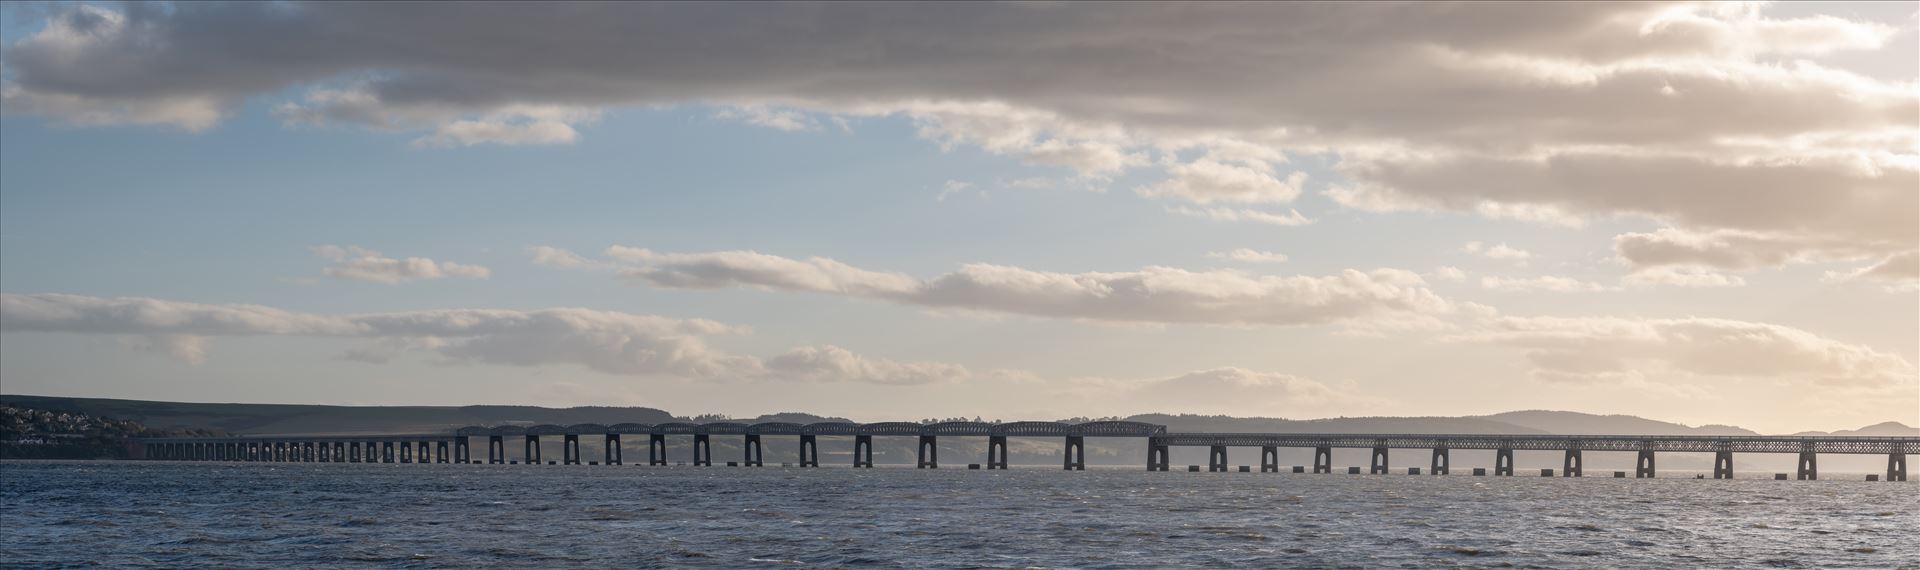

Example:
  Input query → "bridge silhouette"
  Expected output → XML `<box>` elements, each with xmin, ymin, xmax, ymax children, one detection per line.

<box><xmin>137</xmin><ymin>420</ymin><xmax>1914</xmax><ymax>481</ymax></box>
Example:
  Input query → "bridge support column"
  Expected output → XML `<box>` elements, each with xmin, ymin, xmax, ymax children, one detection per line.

<box><xmin>1888</xmin><ymin>452</ymin><xmax>1906</xmax><ymax>482</ymax></box>
<box><xmin>1797</xmin><ymin>451</ymin><xmax>1817</xmax><ymax>480</ymax></box>
<box><xmin>917</xmin><ymin>435</ymin><xmax>939</xmax><ymax>469</ymax></box>
<box><xmin>1063</xmin><ymin>436</ymin><xmax>1084</xmax><ymax>471</ymax></box>
<box><xmin>382</xmin><ymin>441</ymin><xmax>395</xmax><ymax>463</ymax></box>
<box><xmin>854</xmin><ymin>435</ymin><xmax>874</xmax><ymax>468</ymax></box>
<box><xmin>524</xmin><ymin>435</ymin><xmax>541</xmax><ymax>465</ymax></box>
<box><xmin>1564</xmin><ymin>449</ymin><xmax>1583</xmax><ymax>477</ymax></box>
<box><xmin>649</xmin><ymin>434</ymin><xmax>667</xmax><ymax>466</ymax></box>
<box><xmin>744</xmin><ymin>434</ymin><xmax>763</xmax><ymax>467</ymax></box>
<box><xmin>399</xmin><ymin>441</ymin><xmax>413</xmax><ymax>463</ymax></box>
<box><xmin>1313</xmin><ymin>445</ymin><xmax>1332</xmax><ymax>474</ymax></box>
<box><xmin>1496</xmin><ymin>448</ymin><xmax>1514</xmax><ymax>476</ymax></box>
<box><xmin>349</xmin><ymin>442</ymin><xmax>361</xmax><ymax>463</ymax></box>
<box><xmin>418</xmin><ymin>441</ymin><xmax>431</xmax><ymax>463</ymax></box>
<box><xmin>1370</xmin><ymin>447</ymin><xmax>1389</xmax><ymax>474</ymax></box>
<box><xmin>986</xmin><ymin>436</ymin><xmax>1008</xmax><ymax>469</ymax></box>
<box><xmin>1635</xmin><ymin>450</ymin><xmax>1656</xmax><ymax>478</ymax></box>
<box><xmin>1713</xmin><ymin>451</ymin><xmax>1733</xmax><ymax>480</ymax></box>
<box><xmin>487</xmin><ymin>436</ymin><xmax>503</xmax><ymax>464</ymax></box>
<box><xmin>693</xmin><ymin>434</ymin><xmax>711</xmax><ymax>466</ymax></box>
<box><xmin>1260</xmin><ymin>446</ymin><xmax>1278</xmax><ymax>472</ymax></box>
<box><xmin>454</xmin><ymin>437</ymin><xmax>469</xmax><ymax>464</ymax></box>
<box><xmin>606</xmin><ymin>434</ymin><xmax>621</xmax><ymax>465</ymax></box>
<box><xmin>799</xmin><ymin>435</ymin><xmax>819</xmax><ymax>467</ymax></box>
<box><xmin>1431</xmin><ymin>448</ymin><xmax>1449</xmax><ymax>475</ymax></box>
<box><xmin>1208</xmin><ymin>445</ymin><xmax>1228</xmax><ymax>472</ymax></box>
<box><xmin>563</xmin><ymin>434</ymin><xmax>581</xmax><ymax>465</ymax></box>
<box><xmin>1147</xmin><ymin>442</ymin><xmax>1169</xmax><ymax>471</ymax></box>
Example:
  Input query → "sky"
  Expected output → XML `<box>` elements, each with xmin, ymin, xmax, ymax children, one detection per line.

<box><xmin>0</xmin><ymin>2</ymin><xmax>1915</xmax><ymax>434</ymax></box>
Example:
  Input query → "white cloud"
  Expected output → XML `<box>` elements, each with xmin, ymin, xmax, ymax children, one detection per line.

<box><xmin>312</xmin><ymin>245</ymin><xmax>490</xmax><ymax>284</ymax></box>
<box><xmin>716</xmin><ymin>104</ymin><xmax>818</xmax><ymax>132</ymax></box>
<box><xmin>1207</xmin><ymin>249</ymin><xmax>1288</xmax><ymax>263</ymax></box>
<box><xmin>1612</xmin><ymin>227</ymin><xmax>1895</xmax><ymax>271</ymax></box>
<box><xmin>1452</xmin><ymin>316</ymin><xmax>1917</xmax><ymax>388</ymax></box>
<box><xmin>1431</xmin><ymin>266</ymin><xmax>1469</xmax><ymax>282</ymax></box>
<box><xmin>1462</xmin><ymin>241</ymin><xmax>1532</xmax><ymax>260</ymax></box>
<box><xmin>1168</xmin><ymin>206</ymin><xmax>1315</xmax><ymax>226</ymax></box>
<box><xmin>1138</xmin><ymin>159</ymin><xmax>1307</xmax><ymax>204</ymax></box>
<box><xmin>0</xmin><ymin>292</ymin><xmax>960</xmax><ymax>384</ymax></box>
<box><xmin>527</xmin><ymin>245</ymin><xmax>602</xmax><ymax>269</ymax></box>
<box><xmin>1824</xmin><ymin>251</ymin><xmax>1920</xmax><ymax>292</ymax></box>
<box><xmin>1621</xmin><ymin>266</ymin><xmax>1747</xmax><ymax>288</ymax></box>
<box><xmin>595</xmin><ymin>247</ymin><xmax>1456</xmax><ymax>327</ymax></box>
<box><xmin>1479</xmin><ymin>275</ymin><xmax>1614</xmax><ymax>293</ymax></box>
<box><xmin>766</xmin><ymin>345</ymin><xmax>969</xmax><ymax>386</ymax></box>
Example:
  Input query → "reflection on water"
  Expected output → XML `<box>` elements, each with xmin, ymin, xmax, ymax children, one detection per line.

<box><xmin>2</xmin><ymin>461</ymin><xmax>1915</xmax><ymax>568</ymax></box>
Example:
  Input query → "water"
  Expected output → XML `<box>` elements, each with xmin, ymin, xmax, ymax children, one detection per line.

<box><xmin>2</xmin><ymin>461</ymin><xmax>1914</xmax><ymax>569</ymax></box>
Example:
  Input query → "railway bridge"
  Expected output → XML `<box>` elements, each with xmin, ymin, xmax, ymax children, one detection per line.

<box><xmin>136</xmin><ymin>421</ymin><xmax>1914</xmax><ymax>481</ymax></box>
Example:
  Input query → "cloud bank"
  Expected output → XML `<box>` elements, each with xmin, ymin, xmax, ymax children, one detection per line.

<box><xmin>578</xmin><ymin>246</ymin><xmax>1458</xmax><ymax>328</ymax></box>
<box><xmin>0</xmin><ymin>292</ymin><xmax>961</xmax><ymax>384</ymax></box>
<box><xmin>5</xmin><ymin>2</ymin><xmax>1909</xmax><ymax>275</ymax></box>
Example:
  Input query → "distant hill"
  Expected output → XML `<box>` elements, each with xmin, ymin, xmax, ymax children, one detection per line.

<box><xmin>1791</xmin><ymin>421</ymin><xmax>1920</xmax><ymax>437</ymax></box>
<box><xmin>3</xmin><ymin>394</ymin><xmax>1904</xmax><ymax>438</ymax></box>
<box><xmin>1472</xmin><ymin>410</ymin><xmax>1759</xmax><ymax>436</ymax></box>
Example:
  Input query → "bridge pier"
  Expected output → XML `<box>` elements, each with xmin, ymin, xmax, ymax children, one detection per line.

<box><xmin>1495</xmin><ymin>448</ymin><xmax>1514</xmax><ymax>476</ymax></box>
<box><xmin>649</xmin><ymin>434</ymin><xmax>667</xmax><ymax>465</ymax></box>
<box><xmin>694</xmin><ymin>434</ymin><xmax>712</xmax><ymax>466</ymax></box>
<box><xmin>1563</xmin><ymin>448</ymin><xmax>1583</xmax><ymax>477</ymax></box>
<box><xmin>606</xmin><ymin>434</ymin><xmax>621</xmax><ymax>465</ymax></box>
<box><xmin>1208</xmin><ymin>445</ymin><xmax>1228</xmax><ymax>472</ymax></box>
<box><xmin>453</xmin><ymin>437</ymin><xmax>468</xmax><ymax>463</ymax></box>
<box><xmin>1370</xmin><ymin>446</ymin><xmax>1389</xmax><ymax>474</ymax></box>
<box><xmin>1635</xmin><ymin>450</ymin><xmax>1656</xmax><ymax>478</ymax></box>
<box><xmin>1889</xmin><ymin>452</ymin><xmax>1907</xmax><ymax>482</ymax></box>
<box><xmin>563</xmin><ymin>434</ymin><xmax>581</xmax><ymax>465</ymax></box>
<box><xmin>418</xmin><ymin>441</ymin><xmax>432</xmax><ymax>463</ymax></box>
<box><xmin>1313</xmin><ymin>445</ymin><xmax>1332</xmax><ymax>474</ymax></box>
<box><xmin>380</xmin><ymin>441</ymin><xmax>394</xmax><ymax>463</ymax></box>
<box><xmin>854</xmin><ymin>435</ymin><xmax>874</xmax><ymax>468</ymax></box>
<box><xmin>986</xmin><ymin>436</ymin><xmax>1008</xmax><ymax>469</ymax></box>
<box><xmin>399</xmin><ymin>441</ymin><xmax>413</xmax><ymax>463</ymax></box>
<box><xmin>744</xmin><ymin>434</ymin><xmax>763</xmax><ymax>467</ymax></box>
<box><xmin>1063</xmin><ymin>436</ymin><xmax>1084</xmax><ymax>471</ymax></box>
<box><xmin>348</xmin><ymin>442</ymin><xmax>361</xmax><ymax>463</ymax></box>
<box><xmin>918</xmin><ymin>435</ymin><xmax>939</xmax><ymax>468</ymax></box>
<box><xmin>1147</xmin><ymin>442</ymin><xmax>1170</xmax><ymax>471</ymax></box>
<box><xmin>487</xmin><ymin>436</ymin><xmax>504</xmax><ymax>464</ymax></box>
<box><xmin>524</xmin><ymin>435</ymin><xmax>541</xmax><ymax>465</ymax></box>
<box><xmin>1260</xmin><ymin>446</ymin><xmax>1278</xmax><ymax>472</ymax></box>
<box><xmin>799</xmin><ymin>435</ymin><xmax>819</xmax><ymax>467</ymax></box>
<box><xmin>1431</xmin><ymin>448</ymin><xmax>1449</xmax><ymax>475</ymax></box>
<box><xmin>1713</xmin><ymin>451</ymin><xmax>1733</xmax><ymax>479</ymax></box>
<box><xmin>1796</xmin><ymin>451</ymin><xmax>1817</xmax><ymax>480</ymax></box>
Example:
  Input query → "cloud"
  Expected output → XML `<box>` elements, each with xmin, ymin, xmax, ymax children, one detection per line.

<box><xmin>1168</xmin><ymin>206</ymin><xmax>1315</xmax><ymax>226</ymax></box>
<box><xmin>1138</xmin><ymin>159</ymin><xmax>1307</xmax><ymax>204</ymax></box>
<box><xmin>0</xmin><ymin>292</ymin><xmax>955</xmax><ymax>384</ymax></box>
<box><xmin>1478</xmin><ymin>275</ymin><xmax>1614</xmax><ymax>293</ymax></box>
<box><xmin>1430</xmin><ymin>266</ymin><xmax>1469</xmax><ymax>282</ymax></box>
<box><xmin>595</xmin><ymin>247</ymin><xmax>1456</xmax><ymax>327</ymax></box>
<box><xmin>765</xmin><ymin>345</ymin><xmax>970</xmax><ymax>386</ymax></box>
<box><xmin>6</xmin><ymin>2</ymin><xmax>1907</xmax><ymax>249</ymax></box>
<box><xmin>1612</xmin><ymin>227</ymin><xmax>1898</xmax><ymax>271</ymax></box>
<box><xmin>1207</xmin><ymin>249</ymin><xmax>1288</xmax><ymax>263</ymax></box>
<box><xmin>312</xmin><ymin>245</ymin><xmax>490</xmax><ymax>284</ymax></box>
<box><xmin>1620</xmin><ymin>266</ymin><xmax>1747</xmax><ymax>289</ymax></box>
<box><xmin>1451</xmin><ymin>316</ymin><xmax>1917</xmax><ymax>388</ymax></box>
<box><xmin>1824</xmin><ymin>251</ymin><xmax>1920</xmax><ymax>292</ymax></box>
<box><xmin>1462</xmin><ymin>241</ymin><xmax>1532</xmax><ymax>260</ymax></box>
<box><xmin>716</xmin><ymin>104</ymin><xmax>819</xmax><ymax>132</ymax></box>
<box><xmin>527</xmin><ymin>245</ymin><xmax>603</xmax><ymax>269</ymax></box>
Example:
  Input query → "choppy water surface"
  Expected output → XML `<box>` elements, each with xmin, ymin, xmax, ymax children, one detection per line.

<box><xmin>2</xmin><ymin>461</ymin><xmax>1915</xmax><ymax>569</ymax></box>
